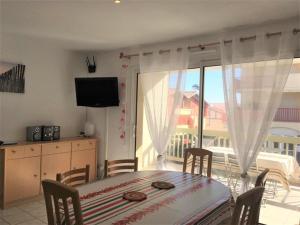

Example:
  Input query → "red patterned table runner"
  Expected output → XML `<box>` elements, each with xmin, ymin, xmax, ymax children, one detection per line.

<box><xmin>75</xmin><ymin>171</ymin><xmax>231</xmax><ymax>225</ymax></box>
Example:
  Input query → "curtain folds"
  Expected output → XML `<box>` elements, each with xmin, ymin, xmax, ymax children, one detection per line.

<box><xmin>221</xmin><ymin>31</ymin><xmax>297</xmax><ymax>193</ymax></box>
<box><xmin>139</xmin><ymin>49</ymin><xmax>189</xmax><ymax>169</ymax></box>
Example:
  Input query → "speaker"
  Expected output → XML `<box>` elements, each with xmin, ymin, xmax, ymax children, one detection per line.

<box><xmin>42</xmin><ymin>126</ymin><xmax>54</xmax><ymax>141</ymax></box>
<box><xmin>26</xmin><ymin>126</ymin><xmax>42</xmax><ymax>142</ymax></box>
<box><xmin>53</xmin><ymin>126</ymin><xmax>60</xmax><ymax>140</ymax></box>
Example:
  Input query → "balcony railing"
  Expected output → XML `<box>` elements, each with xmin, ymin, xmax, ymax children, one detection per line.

<box><xmin>274</xmin><ymin>108</ymin><xmax>300</xmax><ymax>122</ymax></box>
<box><xmin>166</xmin><ymin>128</ymin><xmax>300</xmax><ymax>163</ymax></box>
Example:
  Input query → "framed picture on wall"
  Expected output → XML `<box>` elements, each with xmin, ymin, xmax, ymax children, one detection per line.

<box><xmin>0</xmin><ymin>62</ymin><xmax>25</xmax><ymax>93</ymax></box>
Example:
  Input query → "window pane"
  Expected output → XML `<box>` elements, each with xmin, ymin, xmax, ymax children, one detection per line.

<box><xmin>166</xmin><ymin>68</ymin><xmax>200</xmax><ymax>170</ymax></box>
<box><xmin>202</xmin><ymin>66</ymin><xmax>229</xmax><ymax>149</ymax></box>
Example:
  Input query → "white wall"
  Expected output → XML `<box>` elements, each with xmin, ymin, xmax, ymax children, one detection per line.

<box><xmin>73</xmin><ymin>51</ymin><xmax>138</xmax><ymax>176</ymax></box>
<box><xmin>0</xmin><ymin>33</ymin><xmax>85</xmax><ymax>142</ymax></box>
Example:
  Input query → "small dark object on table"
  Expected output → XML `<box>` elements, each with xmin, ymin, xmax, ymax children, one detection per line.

<box><xmin>123</xmin><ymin>191</ymin><xmax>147</xmax><ymax>202</ymax></box>
<box><xmin>151</xmin><ymin>181</ymin><xmax>175</xmax><ymax>189</ymax></box>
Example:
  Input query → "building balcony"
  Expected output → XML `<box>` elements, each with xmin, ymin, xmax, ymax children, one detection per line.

<box><xmin>274</xmin><ymin>108</ymin><xmax>300</xmax><ymax>123</ymax></box>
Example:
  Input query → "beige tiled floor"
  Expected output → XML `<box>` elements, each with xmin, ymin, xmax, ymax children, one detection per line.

<box><xmin>0</xmin><ymin>197</ymin><xmax>47</xmax><ymax>225</ymax></box>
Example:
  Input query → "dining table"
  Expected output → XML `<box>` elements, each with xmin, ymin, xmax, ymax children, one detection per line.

<box><xmin>75</xmin><ymin>170</ymin><xmax>232</xmax><ymax>225</ymax></box>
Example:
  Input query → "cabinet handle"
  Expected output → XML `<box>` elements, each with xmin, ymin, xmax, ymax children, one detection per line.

<box><xmin>56</xmin><ymin>146</ymin><xmax>59</xmax><ymax>149</ymax></box>
<box><xmin>77</xmin><ymin>143</ymin><xmax>80</xmax><ymax>146</ymax></box>
<box><xmin>43</xmin><ymin>172</ymin><xmax>47</xmax><ymax>176</ymax></box>
<box><xmin>31</xmin><ymin>148</ymin><xmax>34</xmax><ymax>151</ymax></box>
<box><xmin>33</xmin><ymin>174</ymin><xmax>38</xmax><ymax>177</ymax></box>
<box><xmin>11</xmin><ymin>150</ymin><xmax>16</xmax><ymax>153</ymax></box>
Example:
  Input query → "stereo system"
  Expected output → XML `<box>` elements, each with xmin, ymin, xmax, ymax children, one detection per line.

<box><xmin>53</xmin><ymin>126</ymin><xmax>60</xmax><ymax>140</ymax></box>
<box><xmin>26</xmin><ymin>126</ymin><xmax>60</xmax><ymax>142</ymax></box>
<box><xmin>26</xmin><ymin>126</ymin><xmax>42</xmax><ymax>142</ymax></box>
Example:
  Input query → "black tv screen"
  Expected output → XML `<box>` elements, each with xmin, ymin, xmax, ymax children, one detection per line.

<box><xmin>75</xmin><ymin>77</ymin><xmax>119</xmax><ymax>107</ymax></box>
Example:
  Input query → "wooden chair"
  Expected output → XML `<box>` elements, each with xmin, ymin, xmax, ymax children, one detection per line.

<box><xmin>254</xmin><ymin>168</ymin><xmax>270</xmax><ymax>222</ymax></box>
<box><xmin>42</xmin><ymin>179</ymin><xmax>83</xmax><ymax>225</ymax></box>
<box><xmin>104</xmin><ymin>158</ymin><xmax>138</xmax><ymax>178</ymax></box>
<box><xmin>230</xmin><ymin>187</ymin><xmax>265</xmax><ymax>225</ymax></box>
<box><xmin>255</xmin><ymin>168</ymin><xmax>269</xmax><ymax>187</ymax></box>
<box><xmin>182</xmin><ymin>148</ymin><xmax>212</xmax><ymax>177</ymax></box>
<box><xmin>56</xmin><ymin>165</ymin><xmax>90</xmax><ymax>187</ymax></box>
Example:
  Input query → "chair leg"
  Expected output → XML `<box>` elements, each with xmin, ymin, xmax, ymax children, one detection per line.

<box><xmin>273</xmin><ymin>181</ymin><xmax>278</xmax><ymax>198</ymax></box>
<box><xmin>233</xmin><ymin>176</ymin><xmax>239</xmax><ymax>193</ymax></box>
<box><xmin>224</xmin><ymin>167</ymin><xmax>231</xmax><ymax>187</ymax></box>
<box><xmin>228</xmin><ymin>169</ymin><xmax>234</xmax><ymax>188</ymax></box>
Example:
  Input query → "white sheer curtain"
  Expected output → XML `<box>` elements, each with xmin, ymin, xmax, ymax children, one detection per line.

<box><xmin>221</xmin><ymin>31</ymin><xmax>297</xmax><ymax>193</ymax></box>
<box><xmin>139</xmin><ymin>49</ymin><xmax>189</xmax><ymax>169</ymax></box>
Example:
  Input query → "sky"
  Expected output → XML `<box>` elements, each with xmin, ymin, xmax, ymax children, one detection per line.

<box><xmin>183</xmin><ymin>66</ymin><xmax>225</xmax><ymax>103</ymax></box>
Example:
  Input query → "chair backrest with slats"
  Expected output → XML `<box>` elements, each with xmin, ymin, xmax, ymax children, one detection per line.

<box><xmin>104</xmin><ymin>158</ymin><xmax>138</xmax><ymax>178</ymax></box>
<box><xmin>183</xmin><ymin>148</ymin><xmax>212</xmax><ymax>177</ymax></box>
<box><xmin>56</xmin><ymin>165</ymin><xmax>90</xmax><ymax>187</ymax></box>
<box><xmin>231</xmin><ymin>186</ymin><xmax>265</xmax><ymax>225</ymax></box>
<box><xmin>42</xmin><ymin>179</ymin><xmax>83</xmax><ymax>225</ymax></box>
<box><xmin>255</xmin><ymin>168</ymin><xmax>269</xmax><ymax>187</ymax></box>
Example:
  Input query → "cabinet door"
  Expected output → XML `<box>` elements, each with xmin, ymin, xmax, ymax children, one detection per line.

<box><xmin>41</xmin><ymin>153</ymin><xmax>71</xmax><ymax>181</ymax></box>
<box><xmin>21</xmin><ymin>157</ymin><xmax>40</xmax><ymax>199</ymax></box>
<box><xmin>71</xmin><ymin>149</ymin><xmax>96</xmax><ymax>181</ymax></box>
<box><xmin>5</xmin><ymin>157</ymin><xmax>40</xmax><ymax>203</ymax></box>
<box><xmin>5</xmin><ymin>159</ymin><xmax>24</xmax><ymax>203</ymax></box>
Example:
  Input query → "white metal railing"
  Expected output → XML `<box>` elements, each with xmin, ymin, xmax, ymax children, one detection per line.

<box><xmin>166</xmin><ymin>128</ymin><xmax>300</xmax><ymax>164</ymax></box>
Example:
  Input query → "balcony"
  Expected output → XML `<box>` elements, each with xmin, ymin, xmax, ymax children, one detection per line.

<box><xmin>166</xmin><ymin>128</ymin><xmax>300</xmax><ymax>181</ymax></box>
<box><xmin>274</xmin><ymin>108</ymin><xmax>300</xmax><ymax>123</ymax></box>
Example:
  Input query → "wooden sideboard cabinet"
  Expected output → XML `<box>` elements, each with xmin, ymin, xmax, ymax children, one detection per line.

<box><xmin>71</xmin><ymin>140</ymin><xmax>97</xmax><ymax>181</ymax></box>
<box><xmin>0</xmin><ymin>137</ymin><xmax>98</xmax><ymax>208</ymax></box>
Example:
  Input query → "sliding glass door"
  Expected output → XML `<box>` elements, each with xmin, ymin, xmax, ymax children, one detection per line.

<box><xmin>135</xmin><ymin>61</ymin><xmax>300</xmax><ymax>171</ymax></box>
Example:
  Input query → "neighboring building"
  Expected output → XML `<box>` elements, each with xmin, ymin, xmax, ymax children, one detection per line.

<box><xmin>175</xmin><ymin>91</ymin><xmax>227</xmax><ymax>130</ymax></box>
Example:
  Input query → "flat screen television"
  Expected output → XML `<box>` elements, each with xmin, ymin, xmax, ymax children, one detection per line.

<box><xmin>75</xmin><ymin>77</ymin><xmax>119</xmax><ymax>107</ymax></box>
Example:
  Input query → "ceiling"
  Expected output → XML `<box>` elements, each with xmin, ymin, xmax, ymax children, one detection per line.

<box><xmin>1</xmin><ymin>0</ymin><xmax>299</xmax><ymax>51</ymax></box>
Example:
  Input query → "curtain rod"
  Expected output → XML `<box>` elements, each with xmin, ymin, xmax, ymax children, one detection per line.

<box><xmin>120</xmin><ymin>28</ymin><xmax>300</xmax><ymax>59</ymax></box>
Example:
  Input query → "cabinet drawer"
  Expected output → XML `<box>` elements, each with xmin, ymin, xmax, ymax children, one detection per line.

<box><xmin>42</xmin><ymin>142</ymin><xmax>71</xmax><ymax>155</ymax></box>
<box><xmin>24</xmin><ymin>145</ymin><xmax>41</xmax><ymax>157</ymax></box>
<box><xmin>72</xmin><ymin>139</ymin><xmax>96</xmax><ymax>152</ymax></box>
<box><xmin>6</xmin><ymin>147</ymin><xmax>25</xmax><ymax>159</ymax></box>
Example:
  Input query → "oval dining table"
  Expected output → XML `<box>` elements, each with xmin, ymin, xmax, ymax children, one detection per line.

<box><xmin>75</xmin><ymin>170</ymin><xmax>232</xmax><ymax>225</ymax></box>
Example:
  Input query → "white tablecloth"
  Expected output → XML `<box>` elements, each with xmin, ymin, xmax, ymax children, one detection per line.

<box><xmin>208</xmin><ymin>147</ymin><xmax>300</xmax><ymax>180</ymax></box>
